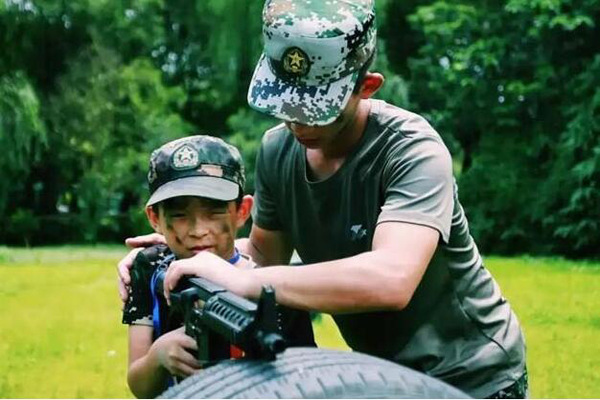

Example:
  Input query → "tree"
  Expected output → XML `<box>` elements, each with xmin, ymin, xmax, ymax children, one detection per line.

<box><xmin>382</xmin><ymin>0</ymin><xmax>600</xmax><ymax>256</ymax></box>
<box><xmin>43</xmin><ymin>47</ymin><xmax>192</xmax><ymax>242</ymax></box>
<box><xmin>0</xmin><ymin>73</ymin><xmax>46</xmax><ymax>219</ymax></box>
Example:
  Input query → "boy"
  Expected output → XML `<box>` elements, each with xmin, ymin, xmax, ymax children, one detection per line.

<box><xmin>122</xmin><ymin>135</ymin><xmax>314</xmax><ymax>398</ymax></box>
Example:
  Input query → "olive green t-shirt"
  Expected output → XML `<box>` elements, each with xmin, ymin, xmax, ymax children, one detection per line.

<box><xmin>252</xmin><ymin>99</ymin><xmax>526</xmax><ymax>398</ymax></box>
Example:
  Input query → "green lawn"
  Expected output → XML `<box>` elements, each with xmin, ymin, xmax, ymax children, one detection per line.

<box><xmin>0</xmin><ymin>246</ymin><xmax>598</xmax><ymax>398</ymax></box>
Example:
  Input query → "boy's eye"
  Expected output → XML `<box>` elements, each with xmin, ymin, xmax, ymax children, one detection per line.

<box><xmin>168</xmin><ymin>212</ymin><xmax>187</xmax><ymax>218</ymax></box>
<box><xmin>210</xmin><ymin>211</ymin><xmax>228</xmax><ymax>218</ymax></box>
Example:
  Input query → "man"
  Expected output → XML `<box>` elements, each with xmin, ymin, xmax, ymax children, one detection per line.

<box><xmin>122</xmin><ymin>1</ymin><xmax>528</xmax><ymax>398</ymax></box>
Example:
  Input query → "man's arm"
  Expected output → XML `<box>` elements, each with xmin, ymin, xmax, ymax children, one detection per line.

<box><xmin>165</xmin><ymin>221</ymin><xmax>439</xmax><ymax>314</ymax></box>
<box><xmin>249</xmin><ymin>221</ymin><xmax>438</xmax><ymax>313</ymax></box>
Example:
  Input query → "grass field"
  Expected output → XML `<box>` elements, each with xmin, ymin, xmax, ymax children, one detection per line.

<box><xmin>0</xmin><ymin>246</ymin><xmax>598</xmax><ymax>398</ymax></box>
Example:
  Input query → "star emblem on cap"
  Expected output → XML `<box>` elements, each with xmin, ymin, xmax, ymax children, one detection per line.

<box><xmin>282</xmin><ymin>47</ymin><xmax>310</xmax><ymax>76</ymax></box>
<box><xmin>172</xmin><ymin>144</ymin><xmax>199</xmax><ymax>170</ymax></box>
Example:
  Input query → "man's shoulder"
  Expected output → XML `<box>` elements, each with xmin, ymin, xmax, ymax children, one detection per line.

<box><xmin>371</xmin><ymin>100</ymin><xmax>439</xmax><ymax>138</ymax></box>
<box><xmin>263</xmin><ymin>122</ymin><xmax>288</xmax><ymax>139</ymax></box>
<box><xmin>258</xmin><ymin>123</ymin><xmax>298</xmax><ymax>169</ymax></box>
<box><xmin>261</xmin><ymin>123</ymin><xmax>295</xmax><ymax>151</ymax></box>
<box><xmin>369</xmin><ymin>100</ymin><xmax>449</xmax><ymax>157</ymax></box>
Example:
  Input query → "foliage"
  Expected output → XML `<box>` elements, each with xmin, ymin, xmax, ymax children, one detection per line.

<box><xmin>6</xmin><ymin>208</ymin><xmax>39</xmax><ymax>247</ymax></box>
<box><xmin>389</xmin><ymin>0</ymin><xmax>600</xmax><ymax>256</ymax></box>
<box><xmin>538</xmin><ymin>55</ymin><xmax>600</xmax><ymax>256</ymax></box>
<box><xmin>226</xmin><ymin>108</ymin><xmax>279</xmax><ymax>194</ymax></box>
<box><xmin>0</xmin><ymin>0</ymin><xmax>597</xmax><ymax>257</ymax></box>
<box><xmin>45</xmin><ymin>50</ymin><xmax>192</xmax><ymax>242</ymax></box>
<box><xmin>0</xmin><ymin>72</ymin><xmax>46</xmax><ymax>217</ymax></box>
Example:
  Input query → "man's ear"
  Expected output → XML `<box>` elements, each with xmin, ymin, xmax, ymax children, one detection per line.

<box><xmin>235</xmin><ymin>195</ymin><xmax>254</xmax><ymax>229</ymax></box>
<box><xmin>145</xmin><ymin>205</ymin><xmax>163</xmax><ymax>234</ymax></box>
<box><xmin>359</xmin><ymin>72</ymin><xmax>384</xmax><ymax>99</ymax></box>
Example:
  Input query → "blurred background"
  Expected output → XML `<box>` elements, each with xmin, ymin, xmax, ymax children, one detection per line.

<box><xmin>0</xmin><ymin>0</ymin><xmax>598</xmax><ymax>256</ymax></box>
<box><xmin>0</xmin><ymin>0</ymin><xmax>599</xmax><ymax>398</ymax></box>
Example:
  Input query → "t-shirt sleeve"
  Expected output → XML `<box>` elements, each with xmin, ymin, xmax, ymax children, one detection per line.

<box><xmin>377</xmin><ymin>136</ymin><xmax>454</xmax><ymax>243</ymax></box>
<box><xmin>251</xmin><ymin>137</ymin><xmax>283</xmax><ymax>231</ymax></box>
<box><xmin>122</xmin><ymin>251</ymin><xmax>154</xmax><ymax>327</ymax></box>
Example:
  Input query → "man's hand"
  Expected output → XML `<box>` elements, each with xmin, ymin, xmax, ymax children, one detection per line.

<box><xmin>163</xmin><ymin>251</ymin><xmax>259</xmax><ymax>303</ymax></box>
<box><xmin>118</xmin><ymin>233</ymin><xmax>166</xmax><ymax>304</ymax></box>
<box><xmin>150</xmin><ymin>327</ymin><xmax>200</xmax><ymax>378</ymax></box>
<box><xmin>124</xmin><ymin>232</ymin><xmax>167</xmax><ymax>249</ymax></box>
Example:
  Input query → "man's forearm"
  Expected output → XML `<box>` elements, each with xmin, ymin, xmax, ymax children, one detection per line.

<box><xmin>234</xmin><ymin>222</ymin><xmax>437</xmax><ymax>314</ymax></box>
<box><xmin>248</xmin><ymin>249</ymin><xmax>420</xmax><ymax>314</ymax></box>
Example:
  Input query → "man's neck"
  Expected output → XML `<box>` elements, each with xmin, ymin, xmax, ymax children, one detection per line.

<box><xmin>306</xmin><ymin>99</ymin><xmax>371</xmax><ymax>180</ymax></box>
<box><xmin>326</xmin><ymin>99</ymin><xmax>370</xmax><ymax>158</ymax></box>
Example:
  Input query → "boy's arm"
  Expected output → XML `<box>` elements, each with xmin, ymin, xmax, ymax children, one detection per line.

<box><xmin>127</xmin><ymin>326</ymin><xmax>200</xmax><ymax>398</ymax></box>
<box><xmin>126</xmin><ymin>325</ymin><xmax>169</xmax><ymax>398</ymax></box>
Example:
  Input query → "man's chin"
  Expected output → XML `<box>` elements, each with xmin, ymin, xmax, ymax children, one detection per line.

<box><xmin>295</xmin><ymin>137</ymin><xmax>321</xmax><ymax>148</ymax></box>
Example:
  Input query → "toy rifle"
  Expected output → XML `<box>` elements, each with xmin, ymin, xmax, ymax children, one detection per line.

<box><xmin>153</xmin><ymin>267</ymin><xmax>286</xmax><ymax>365</ymax></box>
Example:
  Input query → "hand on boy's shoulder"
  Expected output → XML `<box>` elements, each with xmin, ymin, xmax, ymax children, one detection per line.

<box><xmin>130</xmin><ymin>244</ymin><xmax>172</xmax><ymax>286</ymax></box>
<box><xmin>125</xmin><ymin>232</ymin><xmax>167</xmax><ymax>249</ymax></box>
<box><xmin>135</xmin><ymin>243</ymin><xmax>171</xmax><ymax>265</ymax></box>
<box><xmin>118</xmin><ymin>234</ymin><xmax>167</xmax><ymax>303</ymax></box>
<box><xmin>122</xmin><ymin>244</ymin><xmax>172</xmax><ymax>303</ymax></box>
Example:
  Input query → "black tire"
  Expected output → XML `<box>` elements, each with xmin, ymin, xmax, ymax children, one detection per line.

<box><xmin>159</xmin><ymin>348</ymin><xmax>469</xmax><ymax>399</ymax></box>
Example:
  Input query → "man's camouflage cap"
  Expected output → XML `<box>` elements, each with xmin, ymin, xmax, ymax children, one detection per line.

<box><xmin>247</xmin><ymin>0</ymin><xmax>376</xmax><ymax>126</ymax></box>
<box><xmin>146</xmin><ymin>135</ymin><xmax>245</xmax><ymax>206</ymax></box>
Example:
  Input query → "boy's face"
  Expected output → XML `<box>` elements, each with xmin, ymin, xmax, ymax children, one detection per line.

<box><xmin>147</xmin><ymin>196</ymin><xmax>247</xmax><ymax>260</ymax></box>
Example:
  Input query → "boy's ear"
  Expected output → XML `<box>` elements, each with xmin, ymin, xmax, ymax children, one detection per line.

<box><xmin>145</xmin><ymin>205</ymin><xmax>163</xmax><ymax>234</ymax></box>
<box><xmin>235</xmin><ymin>195</ymin><xmax>254</xmax><ymax>229</ymax></box>
<box><xmin>358</xmin><ymin>72</ymin><xmax>384</xmax><ymax>99</ymax></box>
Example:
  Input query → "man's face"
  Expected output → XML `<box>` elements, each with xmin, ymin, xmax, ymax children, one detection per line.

<box><xmin>284</xmin><ymin>93</ymin><xmax>361</xmax><ymax>149</ymax></box>
<box><xmin>154</xmin><ymin>196</ymin><xmax>240</xmax><ymax>260</ymax></box>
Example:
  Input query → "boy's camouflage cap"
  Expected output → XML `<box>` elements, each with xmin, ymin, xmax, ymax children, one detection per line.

<box><xmin>146</xmin><ymin>135</ymin><xmax>245</xmax><ymax>206</ymax></box>
<box><xmin>248</xmin><ymin>0</ymin><xmax>376</xmax><ymax>126</ymax></box>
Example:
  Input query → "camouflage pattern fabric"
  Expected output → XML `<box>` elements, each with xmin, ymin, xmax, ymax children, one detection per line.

<box><xmin>146</xmin><ymin>135</ymin><xmax>245</xmax><ymax>206</ymax></box>
<box><xmin>122</xmin><ymin>244</ymin><xmax>174</xmax><ymax>328</ymax></box>
<box><xmin>248</xmin><ymin>0</ymin><xmax>376</xmax><ymax>126</ymax></box>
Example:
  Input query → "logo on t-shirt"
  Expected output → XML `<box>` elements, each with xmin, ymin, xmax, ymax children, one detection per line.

<box><xmin>350</xmin><ymin>224</ymin><xmax>367</xmax><ymax>241</ymax></box>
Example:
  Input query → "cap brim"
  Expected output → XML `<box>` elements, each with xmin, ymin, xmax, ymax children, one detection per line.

<box><xmin>247</xmin><ymin>54</ymin><xmax>358</xmax><ymax>126</ymax></box>
<box><xmin>146</xmin><ymin>176</ymin><xmax>239</xmax><ymax>207</ymax></box>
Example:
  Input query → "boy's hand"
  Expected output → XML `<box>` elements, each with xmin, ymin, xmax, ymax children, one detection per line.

<box><xmin>150</xmin><ymin>327</ymin><xmax>201</xmax><ymax>378</ymax></box>
<box><xmin>117</xmin><ymin>233</ymin><xmax>167</xmax><ymax>304</ymax></box>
